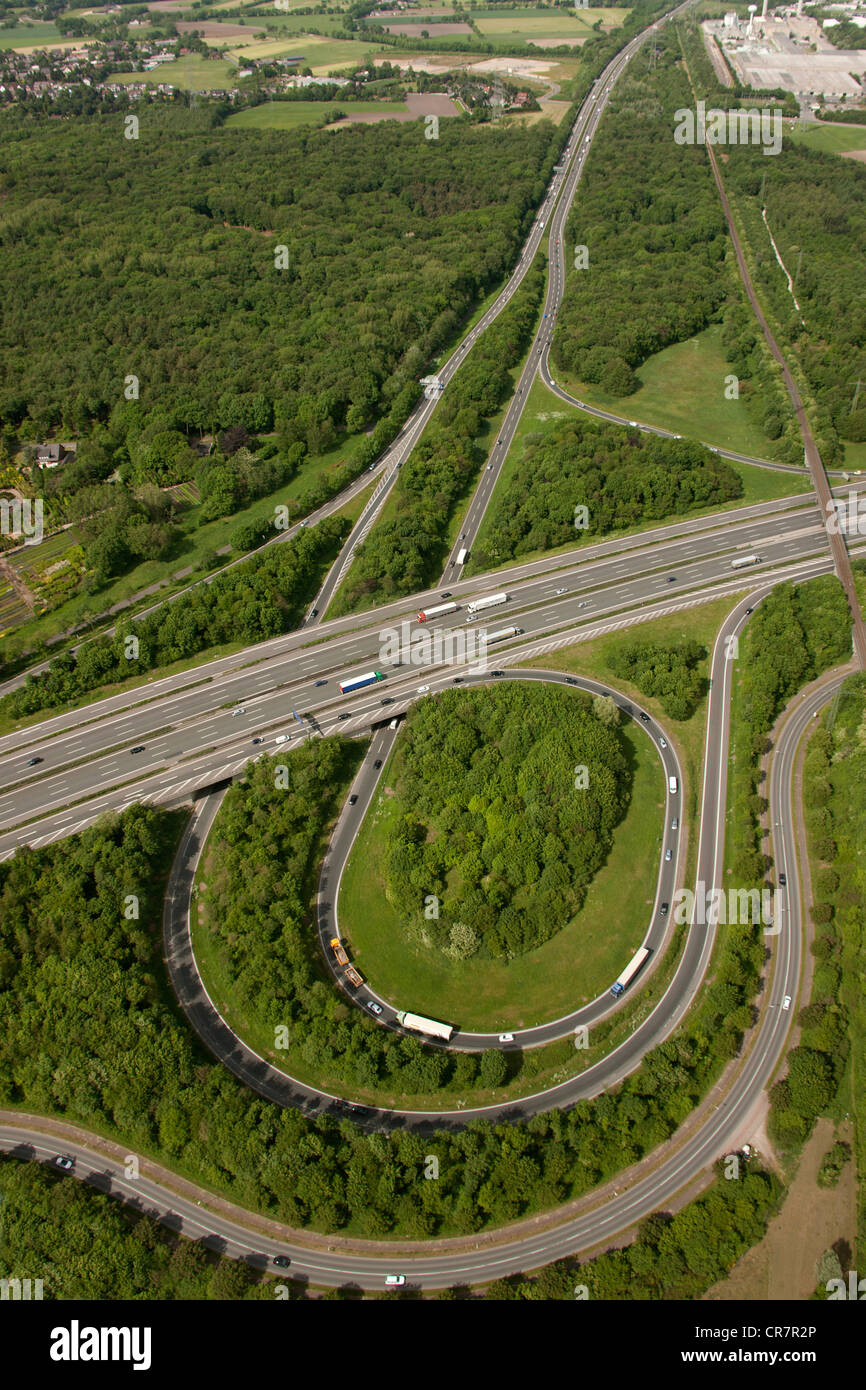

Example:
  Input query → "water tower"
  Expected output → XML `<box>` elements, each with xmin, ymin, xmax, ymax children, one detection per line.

<box><xmin>747</xmin><ymin>3</ymin><xmax>757</xmax><ymax>36</ymax></box>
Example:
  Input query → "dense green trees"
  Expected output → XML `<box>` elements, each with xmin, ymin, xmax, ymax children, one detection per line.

<box><xmin>608</xmin><ymin>639</ymin><xmax>706</xmax><ymax>721</ymax></box>
<box><xmin>0</xmin><ymin>107</ymin><xmax>556</xmax><ymax>453</ymax></box>
<box><xmin>0</xmin><ymin>516</ymin><xmax>347</xmax><ymax>709</ymax></box>
<box><xmin>383</xmin><ymin>683</ymin><xmax>630</xmax><ymax>958</ymax></box>
<box><xmin>471</xmin><ymin>418</ymin><xmax>742</xmax><ymax>569</ymax></box>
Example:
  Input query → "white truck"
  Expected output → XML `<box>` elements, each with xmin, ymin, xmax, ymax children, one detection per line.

<box><xmin>456</xmin><ymin>547</ymin><xmax>469</xmax><ymax>565</ymax></box>
<box><xmin>669</xmin><ymin>775</ymin><xmax>678</xmax><ymax>795</ymax></box>
<box><xmin>466</xmin><ymin>591</ymin><xmax>508</xmax><ymax>617</ymax></box>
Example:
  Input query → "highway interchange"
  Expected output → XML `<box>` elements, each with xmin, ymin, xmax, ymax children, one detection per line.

<box><xmin>1</xmin><ymin>0</ymin><xmax>864</xmax><ymax>1293</ymax></box>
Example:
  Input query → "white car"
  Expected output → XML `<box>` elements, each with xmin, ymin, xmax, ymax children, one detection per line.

<box><xmin>417</xmin><ymin>685</ymin><xmax>430</xmax><ymax>694</ymax></box>
<box><xmin>54</xmin><ymin>1155</ymin><xmax>74</xmax><ymax>1170</ymax></box>
<box><xmin>782</xmin><ymin>995</ymin><xmax>792</xmax><ymax>1011</ymax></box>
<box><xmin>659</xmin><ymin>737</ymin><xmax>667</xmax><ymax>748</ymax></box>
<box><xmin>231</xmin><ymin>707</ymin><xmax>246</xmax><ymax>716</ymax></box>
<box><xmin>498</xmin><ymin>1033</ymin><xmax>515</xmax><ymax>1043</ymax></box>
<box><xmin>385</xmin><ymin>1274</ymin><xmax>406</xmax><ymax>1287</ymax></box>
<box><xmin>665</xmin><ymin>849</ymin><xmax>672</xmax><ymax>862</ymax></box>
<box><xmin>577</xmin><ymin>601</ymin><xmax>589</xmax><ymax>609</ymax></box>
<box><xmin>554</xmin><ymin>587</ymin><xmax>567</xmax><ymax>595</ymax></box>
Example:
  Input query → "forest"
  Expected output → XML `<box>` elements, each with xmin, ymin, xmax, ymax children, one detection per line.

<box><xmin>552</xmin><ymin>27</ymin><xmax>802</xmax><ymax>460</ymax></box>
<box><xmin>383</xmin><ymin>683</ymin><xmax>630</xmax><ymax>959</ymax></box>
<box><xmin>470</xmin><ymin>417</ymin><xmax>743</xmax><ymax>570</ymax></box>
<box><xmin>0</xmin><ymin>103</ymin><xmax>560</xmax><ymax>484</ymax></box>
<box><xmin>0</xmin><ymin>516</ymin><xmax>347</xmax><ymax>712</ymax></box>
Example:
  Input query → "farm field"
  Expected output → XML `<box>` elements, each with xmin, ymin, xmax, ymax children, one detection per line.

<box><xmin>226</xmin><ymin>35</ymin><xmax>390</xmax><ymax>70</ymax></box>
<box><xmin>110</xmin><ymin>57</ymin><xmax>240</xmax><ymax>90</ymax></box>
<box><xmin>226</xmin><ymin>99</ymin><xmax>410</xmax><ymax>130</ymax></box>
<box><xmin>0</xmin><ymin>24</ymin><xmax>65</xmax><ymax>49</ymax></box>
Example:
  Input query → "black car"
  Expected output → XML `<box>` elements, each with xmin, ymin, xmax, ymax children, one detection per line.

<box><xmin>252</xmin><ymin>737</ymin><xmax>263</xmax><ymax>745</ymax></box>
<box><xmin>374</xmin><ymin>759</ymin><xmax>382</xmax><ymax>769</ymax></box>
<box><xmin>348</xmin><ymin>794</ymin><xmax>358</xmax><ymax>806</ymax></box>
<box><xmin>779</xmin><ymin>873</ymin><xmax>787</xmax><ymax>887</ymax></box>
<box><xmin>26</xmin><ymin>756</ymin><xmax>42</xmax><ymax>766</ymax></box>
<box><xmin>640</xmin><ymin>712</ymin><xmax>650</xmax><ymax>723</ymax></box>
<box><xmin>492</xmin><ymin>670</ymin><xmax>504</xmax><ymax>677</ymax></box>
<box><xmin>273</xmin><ymin>1255</ymin><xmax>291</xmax><ymax>1269</ymax></box>
<box><xmin>309</xmin><ymin>608</ymin><xmax>318</xmax><ymax>619</ymax></box>
<box><xmin>314</xmin><ymin>679</ymin><xmax>328</xmax><ymax>687</ymax></box>
<box><xmin>745</xmin><ymin>607</ymin><xmax>753</xmax><ymax>615</ymax></box>
<box><xmin>380</xmin><ymin>697</ymin><xmax>395</xmax><ymax>705</ymax></box>
<box><xmin>130</xmin><ymin>745</ymin><xmax>146</xmax><ymax>754</ymax></box>
<box><xmin>660</xmin><ymin>902</ymin><xmax>669</xmax><ymax>916</ymax></box>
<box><xmin>667</xmin><ymin>576</ymin><xmax>676</xmax><ymax>583</ymax></box>
<box><xmin>453</xmin><ymin>677</ymin><xmax>463</xmax><ymax>684</ymax></box>
<box><xmin>338</xmin><ymin>712</ymin><xmax>351</xmax><ymax>721</ymax></box>
<box><xmin>565</xmin><ymin>677</ymin><xmax>578</xmax><ymax>686</ymax></box>
<box><xmin>441</xmin><ymin>592</ymin><xmax>452</xmax><ymax>599</ymax></box>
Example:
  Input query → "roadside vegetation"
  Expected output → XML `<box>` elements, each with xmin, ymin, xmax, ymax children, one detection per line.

<box><xmin>0</xmin><ymin>519</ymin><xmax>348</xmax><ymax>722</ymax></box>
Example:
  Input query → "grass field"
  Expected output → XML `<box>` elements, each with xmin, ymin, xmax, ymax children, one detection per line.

<box><xmin>339</xmin><ymin>714</ymin><xmax>662</xmax><ymax>1030</ymax></box>
<box><xmin>226</xmin><ymin>99</ymin><xmax>408</xmax><ymax>130</ymax></box>
<box><xmin>468</xmin><ymin>372</ymin><xmax>812</xmax><ymax>577</ymax></box>
<box><xmin>554</xmin><ymin>321</ymin><xmax>795</xmax><ymax>460</ymax></box>
<box><xmin>226</xmin><ymin>35</ymin><xmax>389</xmax><ymax>71</ymax></box>
<box><xmin>111</xmin><ymin>56</ymin><xmax>239</xmax><ymax>90</ymax></box>
<box><xmin>785</xmin><ymin>120</ymin><xmax>866</xmax><ymax>157</ymax></box>
<box><xmin>0</xmin><ymin>23</ymin><xmax>65</xmax><ymax>48</ymax></box>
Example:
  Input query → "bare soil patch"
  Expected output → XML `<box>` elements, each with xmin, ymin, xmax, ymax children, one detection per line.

<box><xmin>704</xmin><ymin>1118</ymin><xmax>857</xmax><ymax>1300</ymax></box>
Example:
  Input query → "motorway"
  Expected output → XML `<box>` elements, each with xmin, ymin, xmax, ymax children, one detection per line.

<box><xmin>0</xmin><ymin>592</ymin><xmax>838</xmax><ymax>1289</ymax></box>
<box><xmin>1</xmin><ymin>0</ymin><xmax>862</xmax><ymax>1295</ymax></box>
<box><xmin>1</xmin><ymin>487</ymin><xmax>864</xmax><ymax>856</ymax></box>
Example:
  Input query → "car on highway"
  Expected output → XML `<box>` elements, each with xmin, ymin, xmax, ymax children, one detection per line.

<box><xmin>273</xmin><ymin>1255</ymin><xmax>291</xmax><ymax>1268</ymax></box>
<box><xmin>441</xmin><ymin>592</ymin><xmax>452</xmax><ymax>599</ymax></box>
<box><xmin>54</xmin><ymin>1155</ymin><xmax>74</xmax><ymax>1171</ymax></box>
<box><xmin>665</xmin><ymin>849</ymin><xmax>672</xmax><ymax>862</ymax></box>
<box><xmin>374</xmin><ymin>759</ymin><xmax>382</xmax><ymax>769</ymax></box>
<box><xmin>498</xmin><ymin>1033</ymin><xmax>515</xmax><ymax>1043</ymax></box>
<box><xmin>314</xmin><ymin>679</ymin><xmax>328</xmax><ymax>687</ymax></box>
<box><xmin>491</xmin><ymin>670</ymin><xmax>504</xmax><ymax>677</ymax></box>
<box><xmin>385</xmin><ymin>1274</ymin><xmax>406</xmax><ymax>1287</ymax></box>
<box><xmin>577</xmin><ymin>601</ymin><xmax>589</xmax><ymax>608</ymax></box>
<box><xmin>338</xmin><ymin>713</ymin><xmax>351</xmax><ymax>721</ymax></box>
<box><xmin>660</xmin><ymin>902</ymin><xmax>669</xmax><ymax>916</ymax></box>
<box><xmin>640</xmin><ymin>713</ymin><xmax>650</xmax><ymax>723</ymax></box>
<box><xmin>778</xmin><ymin>873</ymin><xmax>787</xmax><ymax>887</ymax></box>
<box><xmin>348</xmin><ymin>794</ymin><xmax>358</xmax><ymax>805</ymax></box>
<box><xmin>565</xmin><ymin>677</ymin><xmax>578</xmax><ymax>686</ymax></box>
<box><xmin>554</xmin><ymin>587</ymin><xmax>567</xmax><ymax>595</ymax></box>
<box><xmin>667</xmin><ymin>575</ymin><xmax>676</xmax><ymax>582</ymax></box>
<box><xmin>380</xmin><ymin>697</ymin><xmax>395</xmax><ymax>705</ymax></box>
<box><xmin>745</xmin><ymin>607</ymin><xmax>753</xmax><ymax>615</ymax></box>
<box><xmin>366</xmin><ymin>1000</ymin><xmax>383</xmax><ymax>1015</ymax></box>
<box><xmin>487</xmin><ymin>465</ymin><xmax>493</xmax><ymax>471</ymax></box>
<box><xmin>417</xmin><ymin>685</ymin><xmax>430</xmax><ymax>693</ymax></box>
<box><xmin>782</xmin><ymin>995</ymin><xmax>792</xmax><ymax>1010</ymax></box>
<box><xmin>231</xmin><ymin>707</ymin><xmax>246</xmax><ymax>716</ymax></box>
<box><xmin>26</xmin><ymin>756</ymin><xmax>42</xmax><ymax>766</ymax></box>
<box><xmin>453</xmin><ymin>677</ymin><xmax>463</xmax><ymax>684</ymax></box>
<box><xmin>275</xmin><ymin>734</ymin><xmax>289</xmax><ymax>744</ymax></box>
<box><xmin>659</xmin><ymin>736</ymin><xmax>667</xmax><ymax>748</ymax></box>
<box><xmin>252</xmin><ymin>737</ymin><xmax>263</xmax><ymax>745</ymax></box>
<box><xmin>130</xmin><ymin>745</ymin><xmax>146</xmax><ymax>754</ymax></box>
<box><xmin>309</xmin><ymin>608</ymin><xmax>318</xmax><ymax>618</ymax></box>
<box><xmin>671</xmin><ymin>817</ymin><xmax>679</xmax><ymax>830</ymax></box>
